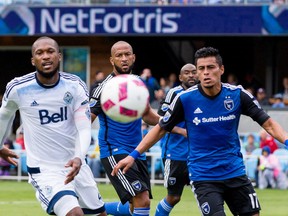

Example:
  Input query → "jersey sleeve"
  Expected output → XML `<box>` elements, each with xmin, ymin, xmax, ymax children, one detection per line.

<box><xmin>89</xmin><ymin>83</ymin><xmax>103</xmax><ymax>116</ymax></box>
<box><xmin>74</xmin><ymin>79</ymin><xmax>89</xmax><ymax>111</ymax></box>
<box><xmin>240</xmin><ymin>90</ymin><xmax>270</xmax><ymax>125</ymax></box>
<box><xmin>0</xmin><ymin>83</ymin><xmax>19</xmax><ymax>148</ymax></box>
<box><xmin>158</xmin><ymin>90</ymin><xmax>177</xmax><ymax>116</ymax></box>
<box><xmin>159</xmin><ymin>95</ymin><xmax>185</xmax><ymax>132</ymax></box>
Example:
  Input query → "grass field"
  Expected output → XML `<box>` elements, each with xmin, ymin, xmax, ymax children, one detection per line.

<box><xmin>0</xmin><ymin>180</ymin><xmax>288</xmax><ymax>215</ymax></box>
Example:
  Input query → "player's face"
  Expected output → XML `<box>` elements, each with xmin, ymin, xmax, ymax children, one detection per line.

<box><xmin>110</xmin><ymin>44</ymin><xmax>135</xmax><ymax>75</ymax></box>
<box><xmin>31</xmin><ymin>38</ymin><xmax>61</xmax><ymax>79</ymax></box>
<box><xmin>179</xmin><ymin>66</ymin><xmax>198</xmax><ymax>89</ymax></box>
<box><xmin>196</xmin><ymin>56</ymin><xmax>224</xmax><ymax>89</ymax></box>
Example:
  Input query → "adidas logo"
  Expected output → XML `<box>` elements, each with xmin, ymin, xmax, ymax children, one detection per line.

<box><xmin>31</xmin><ymin>100</ymin><xmax>39</xmax><ymax>106</ymax></box>
<box><xmin>194</xmin><ymin>107</ymin><xmax>203</xmax><ymax>114</ymax></box>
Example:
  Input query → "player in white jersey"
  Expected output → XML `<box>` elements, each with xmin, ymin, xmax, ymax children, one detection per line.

<box><xmin>0</xmin><ymin>37</ymin><xmax>106</xmax><ymax>216</ymax></box>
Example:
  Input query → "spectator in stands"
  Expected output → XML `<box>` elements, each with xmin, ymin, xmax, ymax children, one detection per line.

<box><xmin>271</xmin><ymin>93</ymin><xmax>286</xmax><ymax>108</ymax></box>
<box><xmin>15</xmin><ymin>124</ymin><xmax>25</xmax><ymax>150</ymax></box>
<box><xmin>244</xmin><ymin>134</ymin><xmax>259</xmax><ymax>155</ymax></box>
<box><xmin>0</xmin><ymin>138</ymin><xmax>14</xmax><ymax>176</ymax></box>
<box><xmin>273</xmin><ymin>76</ymin><xmax>288</xmax><ymax>106</ymax></box>
<box><xmin>256</xmin><ymin>88</ymin><xmax>270</xmax><ymax>107</ymax></box>
<box><xmin>226</xmin><ymin>73</ymin><xmax>238</xmax><ymax>86</ymax></box>
<box><xmin>257</xmin><ymin>146</ymin><xmax>287</xmax><ymax>189</ymax></box>
<box><xmin>259</xmin><ymin>129</ymin><xmax>278</xmax><ymax>153</ymax></box>
<box><xmin>90</xmin><ymin>70</ymin><xmax>105</xmax><ymax>95</ymax></box>
<box><xmin>140</xmin><ymin>68</ymin><xmax>161</xmax><ymax>104</ymax></box>
<box><xmin>142</xmin><ymin>122</ymin><xmax>150</xmax><ymax>138</ymax></box>
<box><xmin>245</xmin><ymin>86</ymin><xmax>255</xmax><ymax>96</ymax></box>
<box><xmin>159</xmin><ymin>77</ymin><xmax>170</xmax><ymax>95</ymax></box>
<box><xmin>242</xmin><ymin>72</ymin><xmax>261</xmax><ymax>96</ymax></box>
<box><xmin>151</xmin><ymin>88</ymin><xmax>166</xmax><ymax>109</ymax></box>
<box><xmin>168</xmin><ymin>72</ymin><xmax>180</xmax><ymax>88</ymax></box>
<box><xmin>170</xmin><ymin>0</ymin><xmax>193</xmax><ymax>5</ymax></box>
<box><xmin>87</xmin><ymin>140</ymin><xmax>103</xmax><ymax>178</ymax></box>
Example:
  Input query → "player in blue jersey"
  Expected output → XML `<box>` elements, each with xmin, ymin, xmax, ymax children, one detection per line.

<box><xmin>155</xmin><ymin>63</ymin><xmax>198</xmax><ymax>216</ymax></box>
<box><xmin>89</xmin><ymin>41</ymin><xmax>160</xmax><ymax>216</ymax></box>
<box><xmin>112</xmin><ymin>47</ymin><xmax>288</xmax><ymax>216</ymax></box>
<box><xmin>0</xmin><ymin>37</ymin><xmax>107</xmax><ymax>216</ymax></box>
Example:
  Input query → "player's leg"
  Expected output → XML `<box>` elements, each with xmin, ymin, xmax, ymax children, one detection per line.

<box><xmin>224</xmin><ymin>175</ymin><xmax>261</xmax><ymax>216</ymax></box>
<box><xmin>155</xmin><ymin>159</ymin><xmax>189</xmax><ymax>216</ymax></box>
<box><xmin>258</xmin><ymin>170</ymin><xmax>269</xmax><ymax>189</ymax></box>
<box><xmin>74</xmin><ymin>164</ymin><xmax>107</xmax><ymax>215</ymax></box>
<box><xmin>28</xmin><ymin>169</ymin><xmax>86</xmax><ymax>215</ymax></box>
<box><xmin>105</xmin><ymin>201</ymin><xmax>132</xmax><ymax>215</ymax></box>
<box><xmin>53</xmin><ymin>195</ymin><xmax>84</xmax><ymax>216</ymax></box>
<box><xmin>101</xmin><ymin>155</ymin><xmax>152</xmax><ymax>216</ymax></box>
<box><xmin>192</xmin><ymin>181</ymin><xmax>226</xmax><ymax>216</ymax></box>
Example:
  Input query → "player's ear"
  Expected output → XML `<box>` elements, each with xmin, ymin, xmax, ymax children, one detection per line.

<box><xmin>110</xmin><ymin>57</ymin><xmax>114</xmax><ymax>66</ymax></box>
<box><xmin>220</xmin><ymin>65</ymin><xmax>224</xmax><ymax>75</ymax></box>
<box><xmin>31</xmin><ymin>57</ymin><xmax>35</xmax><ymax>66</ymax></box>
<box><xmin>58</xmin><ymin>52</ymin><xmax>62</xmax><ymax>61</ymax></box>
<box><xmin>132</xmin><ymin>54</ymin><xmax>136</xmax><ymax>63</ymax></box>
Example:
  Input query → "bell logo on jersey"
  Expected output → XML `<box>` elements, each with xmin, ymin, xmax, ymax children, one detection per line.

<box><xmin>39</xmin><ymin>107</ymin><xmax>68</xmax><ymax>125</ymax></box>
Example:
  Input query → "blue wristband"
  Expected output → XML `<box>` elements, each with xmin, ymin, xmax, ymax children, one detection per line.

<box><xmin>285</xmin><ymin>139</ymin><xmax>288</xmax><ymax>147</ymax></box>
<box><xmin>129</xmin><ymin>150</ymin><xmax>140</xmax><ymax>159</ymax></box>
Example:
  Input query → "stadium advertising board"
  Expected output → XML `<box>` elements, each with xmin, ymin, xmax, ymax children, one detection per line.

<box><xmin>0</xmin><ymin>5</ymin><xmax>287</xmax><ymax>36</ymax></box>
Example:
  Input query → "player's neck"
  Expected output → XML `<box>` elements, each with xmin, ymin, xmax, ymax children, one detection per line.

<box><xmin>36</xmin><ymin>73</ymin><xmax>60</xmax><ymax>86</ymax></box>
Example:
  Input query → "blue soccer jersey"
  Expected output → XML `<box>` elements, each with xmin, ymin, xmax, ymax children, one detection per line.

<box><xmin>159</xmin><ymin>83</ymin><xmax>270</xmax><ymax>181</ymax></box>
<box><xmin>90</xmin><ymin>72</ymin><xmax>145</xmax><ymax>159</ymax></box>
<box><xmin>158</xmin><ymin>85</ymin><xmax>188</xmax><ymax>161</ymax></box>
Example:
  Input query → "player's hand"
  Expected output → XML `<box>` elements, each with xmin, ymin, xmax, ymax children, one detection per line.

<box><xmin>64</xmin><ymin>157</ymin><xmax>82</xmax><ymax>185</ymax></box>
<box><xmin>111</xmin><ymin>156</ymin><xmax>135</xmax><ymax>176</ymax></box>
<box><xmin>0</xmin><ymin>147</ymin><xmax>19</xmax><ymax>166</ymax></box>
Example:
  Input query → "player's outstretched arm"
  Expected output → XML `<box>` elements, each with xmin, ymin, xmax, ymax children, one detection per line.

<box><xmin>0</xmin><ymin>147</ymin><xmax>19</xmax><ymax>166</ymax></box>
<box><xmin>112</xmin><ymin>124</ymin><xmax>166</xmax><ymax>175</ymax></box>
<box><xmin>262</xmin><ymin>118</ymin><xmax>288</xmax><ymax>147</ymax></box>
<box><xmin>142</xmin><ymin>105</ymin><xmax>160</xmax><ymax>126</ymax></box>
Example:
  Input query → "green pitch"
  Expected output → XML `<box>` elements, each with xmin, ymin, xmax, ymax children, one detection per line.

<box><xmin>0</xmin><ymin>180</ymin><xmax>288</xmax><ymax>215</ymax></box>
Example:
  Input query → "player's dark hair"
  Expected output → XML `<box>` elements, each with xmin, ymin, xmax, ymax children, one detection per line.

<box><xmin>31</xmin><ymin>36</ymin><xmax>60</xmax><ymax>55</ymax></box>
<box><xmin>194</xmin><ymin>47</ymin><xmax>223</xmax><ymax>67</ymax></box>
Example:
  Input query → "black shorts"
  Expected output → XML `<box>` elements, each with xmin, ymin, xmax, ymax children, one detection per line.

<box><xmin>101</xmin><ymin>154</ymin><xmax>152</xmax><ymax>204</ymax></box>
<box><xmin>192</xmin><ymin>175</ymin><xmax>261</xmax><ymax>216</ymax></box>
<box><xmin>163</xmin><ymin>159</ymin><xmax>190</xmax><ymax>196</ymax></box>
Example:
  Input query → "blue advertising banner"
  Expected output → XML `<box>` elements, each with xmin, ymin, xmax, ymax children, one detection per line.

<box><xmin>0</xmin><ymin>5</ymin><xmax>287</xmax><ymax>36</ymax></box>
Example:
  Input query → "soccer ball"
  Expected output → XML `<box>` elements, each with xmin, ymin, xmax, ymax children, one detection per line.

<box><xmin>100</xmin><ymin>74</ymin><xmax>149</xmax><ymax>123</ymax></box>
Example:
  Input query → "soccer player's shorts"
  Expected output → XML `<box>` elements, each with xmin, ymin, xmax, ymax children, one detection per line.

<box><xmin>192</xmin><ymin>175</ymin><xmax>261</xmax><ymax>216</ymax></box>
<box><xmin>28</xmin><ymin>164</ymin><xmax>105</xmax><ymax>215</ymax></box>
<box><xmin>101</xmin><ymin>154</ymin><xmax>152</xmax><ymax>204</ymax></box>
<box><xmin>163</xmin><ymin>159</ymin><xmax>190</xmax><ymax>196</ymax></box>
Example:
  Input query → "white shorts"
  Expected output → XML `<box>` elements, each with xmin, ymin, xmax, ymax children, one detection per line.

<box><xmin>28</xmin><ymin>164</ymin><xmax>105</xmax><ymax>215</ymax></box>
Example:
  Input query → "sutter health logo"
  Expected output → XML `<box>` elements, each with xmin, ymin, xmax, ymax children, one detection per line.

<box><xmin>193</xmin><ymin>114</ymin><xmax>236</xmax><ymax>125</ymax></box>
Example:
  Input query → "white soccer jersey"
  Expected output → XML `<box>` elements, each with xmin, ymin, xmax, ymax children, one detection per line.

<box><xmin>0</xmin><ymin>71</ymin><xmax>90</xmax><ymax>170</ymax></box>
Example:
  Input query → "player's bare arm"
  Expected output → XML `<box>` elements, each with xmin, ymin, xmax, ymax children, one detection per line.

<box><xmin>262</xmin><ymin>118</ymin><xmax>288</xmax><ymax>145</ymax></box>
<box><xmin>112</xmin><ymin>124</ymin><xmax>166</xmax><ymax>175</ymax></box>
<box><xmin>142</xmin><ymin>107</ymin><xmax>186</xmax><ymax>137</ymax></box>
<box><xmin>142</xmin><ymin>105</ymin><xmax>160</xmax><ymax>126</ymax></box>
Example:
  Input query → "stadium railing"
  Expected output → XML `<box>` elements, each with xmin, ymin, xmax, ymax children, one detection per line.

<box><xmin>1</xmin><ymin>149</ymin><xmax>288</xmax><ymax>186</ymax></box>
<box><xmin>0</xmin><ymin>150</ymin><xmax>164</xmax><ymax>184</ymax></box>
